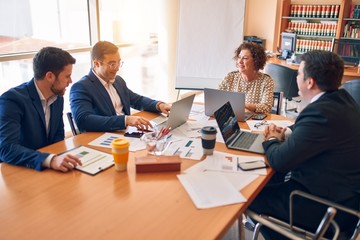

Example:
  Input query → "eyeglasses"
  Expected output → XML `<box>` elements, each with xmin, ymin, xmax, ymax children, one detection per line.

<box><xmin>100</xmin><ymin>60</ymin><xmax>124</xmax><ymax>70</ymax></box>
<box><xmin>254</xmin><ymin>120</ymin><xmax>269</xmax><ymax>129</ymax></box>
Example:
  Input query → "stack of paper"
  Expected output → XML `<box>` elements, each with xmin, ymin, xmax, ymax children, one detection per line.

<box><xmin>177</xmin><ymin>172</ymin><xmax>246</xmax><ymax>209</ymax></box>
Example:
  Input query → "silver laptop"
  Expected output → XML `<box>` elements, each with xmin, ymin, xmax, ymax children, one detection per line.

<box><xmin>204</xmin><ymin>88</ymin><xmax>253</xmax><ymax>122</ymax></box>
<box><xmin>151</xmin><ymin>94</ymin><xmax>195</xmax><ymax>130</ymax></box>
<box><xmin>214</xmin><ymin>101</ymin><xmax>264</xmax><ymax>154</ymax></box>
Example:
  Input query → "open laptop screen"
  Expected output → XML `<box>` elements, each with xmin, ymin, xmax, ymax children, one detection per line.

<box><xmin>214</xmin><ymin>102</ymin><xmax>240</xmax><ymax>143</ymax></box>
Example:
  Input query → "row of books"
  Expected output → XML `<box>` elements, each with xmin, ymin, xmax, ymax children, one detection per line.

<box><xmin>295</xmin><ymin>39</ymin><xmax>333</xmax><ymax>54</ymax></box>
<box><xmin>288</xmin><ymin>21</ymin><xmax>337</xmax><ymax>37</ymax></box>
<box><xmin>343</xmin><ymin>22</ymin><xmax>360</xmax><ymax>39</ymax></box>
<box><xmin>289</xmin><ymin>4</ymin><xmax>339</xmax><ymax>19</ymax></box>
<box><xmin>349</xmin><ymin>5</ymin><xmax>360</xmax><ymax>19</ymax></box>
<box><xmin>336</xmin><ymin>44</ymin><xmax>360</xmax><ymax>57</ymax></box>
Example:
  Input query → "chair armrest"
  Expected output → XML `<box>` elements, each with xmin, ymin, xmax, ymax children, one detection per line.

<box><xmin>246</xmin><ymin>209</ymin><xmax>306</xmax><ymax>240</ymax></box>
<box><xmin>289</xmin><ymin>190</ymin><xmax>360</xmax><ymax>223</ymax></box>
<box><xmin>289</xmin><ymin>190</ymin><xmax>360</xmax><ymax>239</ymax></box>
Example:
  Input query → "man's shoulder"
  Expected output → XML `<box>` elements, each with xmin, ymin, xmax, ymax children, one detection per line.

<box><xmin>1</xmin><ymin>81</ymin><xmax>31</xmax><ymax>99</ymax></box>
<box><xmin>71</xmin><ymin>74</ymin><xmax>96</xmax><ymax>90</ymax></box>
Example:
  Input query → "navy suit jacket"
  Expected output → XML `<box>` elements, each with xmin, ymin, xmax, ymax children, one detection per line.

<box><xmin>0</xmin><ymin>79</ymin><xmax>65</xmax><ymax>171</ymax></box>
<box><xmin>70</xmin><ymin>70</ymin><xmax>160</xmax><ymax>132</ymax></box>
<box><xmin>263</xmin><ymin>89</ymin><xmax>360</xmax><ymax>202</ymax></box>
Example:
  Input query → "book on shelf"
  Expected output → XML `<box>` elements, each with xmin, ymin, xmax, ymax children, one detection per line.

<box><xmin>290</xmin><ymin>4</ymin><xmax>339</xmax><ymax>19</ymax></box>
<box><xmin>343</xmin><ymin>22</ymin><xmax>360</xmax><ymax>38</ymax></box>
<box><xmin>350</xmin><ymin>5</ymin><xmax>360</xmax><ymax>19</ymax></box>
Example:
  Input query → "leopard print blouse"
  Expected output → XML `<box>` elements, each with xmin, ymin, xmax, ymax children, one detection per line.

<box><xmin>218</xmin><ymin>71</ymin><xmax>274</xmax><ymax>113</ymax></box>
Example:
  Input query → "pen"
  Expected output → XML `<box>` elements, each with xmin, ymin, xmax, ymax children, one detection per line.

<box><xmin>185</xmin><ymin>148</ymin><xmax>191</xmax><ymax>157</ymax></box>
<box><xmin>173</xmin><ymin>147</ymin><xmax>180</xmax><ymax>155</ymax></box>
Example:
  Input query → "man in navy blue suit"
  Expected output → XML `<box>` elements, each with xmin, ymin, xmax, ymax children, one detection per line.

<box><xmin>248</xmin><ymin>50</ymin><xmax>360</xmax><ymax>239</ymax></box>
<box><xmin>70</xmin><ymin>41</ymin><xmax>171</xmax><ymax>132</ymax></box>
<box><xmin>0</xmin><ymin>47</ymin><xmax>82</xmax><ymax>172</ymax></box>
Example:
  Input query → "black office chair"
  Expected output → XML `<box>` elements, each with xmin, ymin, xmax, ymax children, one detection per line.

<box><xmin>264</xmin><ymin>63</ymin><xmax>299</xmax><ymax>113</ymax></box>
<box><xmin>66</xmin><ymin>112</ymin><xmax>80</xmax><ymax>136</ymax></box>
<box><xmin>272</xmin><ymin>92</ymin><xmax>283</xmax><ymax>115</ymax></box>
<box><xmin>246</xmin><ymin>190</ymin><xmax>360</xmax><ymax>240</ymax></box>
<box><xmin>341</xmin><ymin>79</ymin><xmax>360</xmax><ymax>106</ymax></box>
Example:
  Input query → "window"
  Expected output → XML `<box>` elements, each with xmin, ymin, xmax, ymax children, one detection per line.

<box><xmin>0</xmin><ymin>0</ymin><xmax>90</xmax><ymax>55</ymax></box>
<box><xmin>0</xmin><ymin>0</ymin><xmax>177</xmax><ymax>134</ymax></box>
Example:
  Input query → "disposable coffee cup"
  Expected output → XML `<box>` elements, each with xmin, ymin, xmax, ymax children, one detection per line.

<box><xmin>111</xmin><ymin>138</ymin><xmax>129</xmax><ymax>171</ymax></box>
<box><xmin>201</xmin><ymin>126</ymin><xmax>217</xmax><ymax>155</ymax></box>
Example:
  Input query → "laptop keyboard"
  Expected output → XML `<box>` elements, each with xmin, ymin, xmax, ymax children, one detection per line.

<box><xmin>151</xmin><ymin>115</ymin><xmax>168</xmax><ymax>125</ymax></box>
<box><xmin>233</xmin><ymin>132</ymin><xmax>257</xmax><ymax>149</ymax></box>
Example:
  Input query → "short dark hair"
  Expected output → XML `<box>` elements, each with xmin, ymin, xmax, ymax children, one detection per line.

<box><xmin>233</xmin><ymin>42</ymin><xmax>267</xmax><ymax>71</ymax></box>
<box><xmin>33</xmin><ymin>47</ymin><xmax>76</xmax><ymax>80</ymax></box>
<box><xmin>91</xmin><ymin>41</ymin><xmax>119</xmax><ymax>61</ymax></box>
<box><xmin>300</xmin><ymin>50</ymin><xmax>344</xmax><ymax>91</ymax></box>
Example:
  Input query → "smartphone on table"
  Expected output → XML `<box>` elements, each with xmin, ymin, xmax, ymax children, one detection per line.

<box><xmin>252</xmin><ymin>114</ymin><xmax>267</xmax><ymax>120</ymax></box>
<box><xmin>238</xmin><ymin>160</ymin><xmax>269</xmax><ymax>171</ymax></box>
<box><xmin>124</xmin><ymin>131</ymin><xmax>144</xmax><ymax>138</ymax></box>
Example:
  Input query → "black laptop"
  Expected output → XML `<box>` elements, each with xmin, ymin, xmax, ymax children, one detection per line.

<box><xmin>214</xmin><ymin>102</ymin><xmax>264</xmax><ymax>154</ymax></box>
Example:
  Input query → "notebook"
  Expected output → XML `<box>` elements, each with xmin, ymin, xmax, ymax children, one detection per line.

<box><xmin>151</xmin><ymin>94</ymin><xmax>195</xmax><ymax>130</ymax></box>
<box><xmin>214</xmin><ymin>101</ymin><xmax>264</xmax><ymax>154</ymax></box>
<box><xmin>204</xmin><ymin>88</ymin><xmax>253</xmax><ymax>122</ymax></box>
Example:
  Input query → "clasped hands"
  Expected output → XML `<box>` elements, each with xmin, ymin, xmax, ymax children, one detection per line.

<box><xmin>263</xmin><ymin>124</ymin><xmax>286</xmax><ymax>141</ymax></box>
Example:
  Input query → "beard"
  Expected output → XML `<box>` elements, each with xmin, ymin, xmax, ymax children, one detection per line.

<box><xmin>50</xmin><ymin>77</ymin><xmax>66</xmax><ymax>96</ymax></box>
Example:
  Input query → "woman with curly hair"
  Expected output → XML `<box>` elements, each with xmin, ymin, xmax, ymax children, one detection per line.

<box><xmin>218</xmin><ymin>42</ymin><xmax>274</xmax><ymax>113</ymax></box>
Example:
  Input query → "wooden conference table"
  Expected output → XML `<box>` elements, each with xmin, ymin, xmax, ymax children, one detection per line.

<box><xmin>0</xmin><ymin>111</ymin><xmax>286</xmax><ymax>240</ymax></box>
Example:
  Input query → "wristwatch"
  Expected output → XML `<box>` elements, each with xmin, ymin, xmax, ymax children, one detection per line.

<box><xmin>267</xmin><ymin>137</ymin><xmax>277</xmax><ymax>141</ymax></box>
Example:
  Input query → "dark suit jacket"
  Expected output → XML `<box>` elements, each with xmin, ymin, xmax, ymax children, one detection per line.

<box><xmin>0</xmin><ymin>79</ymin><xmax>65</xmax><ymax>171</ymax></box>
<box><xmin>70</xmin><ymin>70</ymin><xmax>160</xmax><ymax>132</ymax></box>
<box><xmin>263</xmin><ymin>89</ymin><xmax>360</xmax><ymax>202</ymax></box>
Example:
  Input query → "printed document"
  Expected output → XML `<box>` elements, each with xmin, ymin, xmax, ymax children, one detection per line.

<box><xmin>88</xmin><ymin>132</ymin><xmax>145</xmax><ymax>152</ymax></box>
<box><xmin>58</xmin><ymin>146</ymin><xmax>114</xmax><ymax>175</ymax></box>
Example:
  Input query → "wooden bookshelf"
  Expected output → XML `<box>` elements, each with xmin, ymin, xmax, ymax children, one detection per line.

<box><xmin>277</xmin><ymin>0</ymin><xmax>354</xmax><ymax>52</ymax></box>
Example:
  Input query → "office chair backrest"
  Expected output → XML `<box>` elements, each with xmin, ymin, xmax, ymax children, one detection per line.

<box><xmin>247</xmin><ymin>190</ymin><xmax>360</xmax><ymax>240</ymax></box>
<box><xmin>272</xmin><ymin>92</ymin><xmax>283</xmax><ymax>115</ymax></box>
<box><xmin>66</xmin><ymin>112</ymin><xmax>79</xmax><ymax>136</ymax></box>
<box><xmin>341</xmin><ymin>79</ymin><xmax>360</xmax><ymax>106</ymax></box>
<box><xmin>264</xmin><ymin>63</ymin><xmax>299</xmax><ymax>100</ymax></box>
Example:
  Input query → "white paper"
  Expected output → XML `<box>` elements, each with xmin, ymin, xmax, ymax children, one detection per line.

<box><xmin>220</xmin><ymin>172</ymin><xmax>259</xmax><ymax>191</ymax></box>
<box><xmin>183</xmin><ymin>159</ymin><xmax>260</xmax><ymax>191</ymax></box>
<box><xmin>88</xmin><ymin>132</ymin><xmax>146</xmax><ymax>152</ymax></box>
<box><xmin>203</xmin><ymin>151</ymin><xmax>267</xmax><ymax>175</ymax></box>
<box><xmin>189</xmin><ymin>103</ymin><xmax>208</xmax><ymax>122</ymax></box>
<box><xmin>177</xmin><ymin>171</ymin><xmax>246</xmax><ymax>209</ymax></box>
<box><xmin>163</xmin><ymin>138</ymin><xmax>204</xmax><ymax>160</ymax></box>
<box><xmin>58</xmin><ymin>146</ymin><xmax>114</xmax><ymax>175</ymax></box>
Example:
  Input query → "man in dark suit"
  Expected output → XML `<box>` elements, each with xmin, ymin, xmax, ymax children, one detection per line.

<box><xmin>0</xmin><ymin>47</ymin><xmax>82</xmax><ymax>172</ymax></box>
<box><xmin>248</xmin><ymin>50</ymin><xmax>360</xmax><ymax>239</ymax></box>
<box><xmin>69</xmin><ymin>41</ymin><xmax>171</xmax><ymax>132</ymax></box>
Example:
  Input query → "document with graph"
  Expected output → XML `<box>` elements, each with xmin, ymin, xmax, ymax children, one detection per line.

<box><xmin>58</xmin><ymin>146</ymin><xmax>114</xmax><ymax>175</ymax></box>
